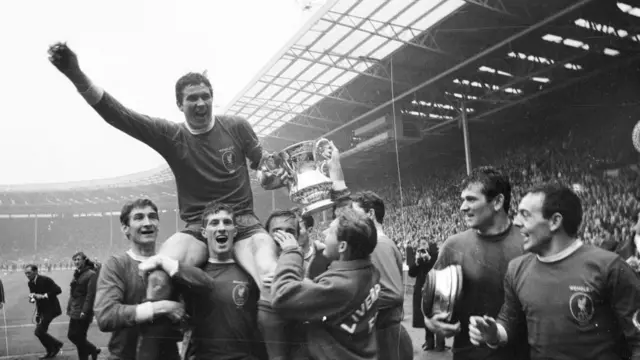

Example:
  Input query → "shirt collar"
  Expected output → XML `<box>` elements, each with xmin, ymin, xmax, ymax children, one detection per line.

<box><xmin>184</xmin><ymin>118</ymin><xmax>215</xmax><ymax>135</ymax></box>
<box><xmin>126</xmin><ymin>249</ymin><xmax>152</xmax><ymax>262</ymax></box>
<box><xmin>537</xmin><ymin>240</ymin><xmax>583</xmax><ymax>263</ymax></box>
<box><xmin>328</xmin><ymin>258</ymin><xmax>373</xmax><ymax>271</ymax></box>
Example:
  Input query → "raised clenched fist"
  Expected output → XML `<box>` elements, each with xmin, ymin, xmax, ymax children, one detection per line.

<box><xmin>47</xmin><ymin>42</ymin><xmax>80</xmax><ymax>76</ymax></box>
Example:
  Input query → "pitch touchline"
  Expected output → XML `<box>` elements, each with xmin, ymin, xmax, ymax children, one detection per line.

<box><xmin>0</xmin><ymin>321</ymin><xmax>89</xmax><ymax>330</ymax></box>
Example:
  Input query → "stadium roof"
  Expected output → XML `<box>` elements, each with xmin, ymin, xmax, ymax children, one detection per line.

<box><xmin>224</xmin><ymin>0</ymin><xmax>640</xmax><ymax>153</ymax></box>
<box><xmin>2</xmin><ymin>0</ymin><xmax>639</xmax><ymax>210</ymax></box>
<box><xmin>223</xmin><ymin>0</ymin><xmax>468</xmax><ymax>138</ymax></box>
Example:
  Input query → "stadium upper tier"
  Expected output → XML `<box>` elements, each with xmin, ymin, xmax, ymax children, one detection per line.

<box><xmin>0</xmin><ymin>164</ymin><xmax>182</xmax><ymax>211</ymax></box>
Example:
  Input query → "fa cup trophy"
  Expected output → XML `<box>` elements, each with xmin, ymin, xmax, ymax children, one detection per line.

<box><xmin>421</xmin><ymin>265</ymin><xmax>463</xmax><ymax>322</ymax></box>
<box><xmin>262</xmin><ymin>138</ymin><xmax>336</xmax><ymax>215</ymax></box>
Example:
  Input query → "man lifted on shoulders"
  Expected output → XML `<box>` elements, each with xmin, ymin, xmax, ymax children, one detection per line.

<box><xmin>48</xmin><ymin>42</ymin><xmax>347</xmax><ymax>360</ymax></box>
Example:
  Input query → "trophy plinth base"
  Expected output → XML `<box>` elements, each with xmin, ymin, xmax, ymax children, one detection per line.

<box><xmin>302</xmin><ymin>199</ymin><xmax>334</xmax><ymax>215</ymax></box>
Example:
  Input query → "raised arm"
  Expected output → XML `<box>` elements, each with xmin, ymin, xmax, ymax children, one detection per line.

<box><xmin>47</xmin><ymin>42</ymin><xmax>174</xmax><ymax>155</ymax></box>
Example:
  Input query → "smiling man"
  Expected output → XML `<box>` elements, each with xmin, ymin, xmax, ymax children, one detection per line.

<box><xmin>48</xmin><ymin>43</ymin><xmax>290</xmax><ymax>359</ymax></box>
<box><xmin>423</xmin><ymin>166</ymin><xmax>528</xmax><ymax>360</ymax></box>
<box><xmin>94</xmin><ymin>199</ymin><xmax>185</xmax><ymax>360</ymax></box>
<box><xmin>139</xmin><ymin>202</ymin><xmax>267</xmax><ymax>360</ymax></box>
<box><xmin>469</xmin><ymin>183</ymin><xmax>640</xmax><ymax>360</ymax></box>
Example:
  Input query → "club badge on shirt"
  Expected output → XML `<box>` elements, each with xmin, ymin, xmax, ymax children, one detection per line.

<box><xmin>220</xmin><ymin>146</ymin><xmax>237</xmax><ymax>173</ymax></box>
<box><xmin>569</xmin><ymin>291</ymin><xmax>594</xmax><ymax>324</ymax></box>
<box><xmin>232</xmin><ymin>281</ymin><xmax>249</xmax><ymax>307</ymax></box>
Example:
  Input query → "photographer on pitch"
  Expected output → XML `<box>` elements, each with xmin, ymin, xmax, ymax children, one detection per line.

<box><xmin>25</xmin><ymin>264</ymin><xmax>63</xmax><ymax>359</ymax></box>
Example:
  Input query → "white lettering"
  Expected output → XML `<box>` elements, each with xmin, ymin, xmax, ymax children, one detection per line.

<box><xmin>340</xmin><ymin>322</ymin><xmax>357</xmax><ymax>334</ymax></box>
<box><xmin>368</xmin><ymin>312</ymin><xmax>378</xmax><ymax>333</ymax></box>
<box><xmin>338</xmin><ymin>283</ymin><xmax>381</xmax><ymax>335</ymax></box>
<box><xmin>569</xmin><ymin>285</ymin><xmax>592</xmax><ymax>293</ymax></box>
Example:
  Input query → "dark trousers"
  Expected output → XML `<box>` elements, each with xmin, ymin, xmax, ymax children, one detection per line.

<box><xmin>376</xmin><ymin>323</ymin><xmax>414</xmax><ymax>360</ymax></box>
<box><xmin>257</xmin><ymin>307</ymin><xmax>302</xmax><ymax>360</ymax></box>
<box><xmin>425</xmin><ymin>329</ymin><xmax>446</xmax><ymax>349</ymax></box>
<box><xmin>35</xmin><ymin>316</ymin><xmax>62</xmax><ymax>353</ymax></box>
<box><xmin>68</xmin><ymin>317</ymin><xmax>97</xmax><ymax>360</ymax></box>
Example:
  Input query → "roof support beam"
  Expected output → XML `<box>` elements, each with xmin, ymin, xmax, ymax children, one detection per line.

<box><xmin>234</xmin><ymin>102</ymin><xmax>329</xmax><ymax>132</ymax></box>
<box><xmin>463</xmin><ymin>0</ymin><xmax>527</xmax><ymax>18</ymax></box>
<box><xmin>258</xmin><ymin>133</ymin><xmax>303</xmax><ymax>143</ymax></box>
<box><xmin>323</xmin><ymin>11</ymin><xmax>447</xmax><ymax>55</ymax></box>
<box><xmin>259</xmin><ymin>75</ymin><xmax>376</xmax><ymax>109</ymax></box>
<box><xmin>238</xmin><ymin>97</ymin><xmax>342</xmax><ymax>125</ymax></box>
<box><xmin>285</xmin><ymin>47</ymin><xmax>412</xmax><ymax>87</ymax></box>
<box><xmin>228</xmin><ymin>0</ymin><xmax>426</xmax><ymax>131</ymax></box>
<box><xmin>321</xmin><ymin>0</ymin><xmax>596</xmax><ymax>139</ymax></box>
<box><xmin>422</xmin><ymin>51</ymin><xmax>640</xmax><ymax>134</ymax></box>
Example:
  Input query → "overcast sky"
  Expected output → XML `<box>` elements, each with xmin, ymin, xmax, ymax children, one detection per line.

<box><xmin>0</xmin><ymin>0</ymin><xmax>319</xmax><ymax>185</ymax></box>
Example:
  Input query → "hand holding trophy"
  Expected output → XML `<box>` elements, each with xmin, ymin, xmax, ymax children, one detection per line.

<box><xmin>262</xmin><ymin>138</ymin><xmax>340</xmax><ymax>215</ymax></box>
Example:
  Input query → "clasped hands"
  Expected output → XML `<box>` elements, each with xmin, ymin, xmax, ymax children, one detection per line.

<box><xmin>424</xmin><ymin>313</ymin><xmax>501</xmax><ymax>347</ymax></box>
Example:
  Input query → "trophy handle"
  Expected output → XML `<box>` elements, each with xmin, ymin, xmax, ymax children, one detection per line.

<box><xmin>314</xmin><ymin>138</ymin><xmax>333</xmax><ymax>162</ymax></box>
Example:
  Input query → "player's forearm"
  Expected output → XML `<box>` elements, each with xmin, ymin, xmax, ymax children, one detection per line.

<box><xmin>95</xmin><ymin>302</ymin><xmax>138</xmax><ymax>332</ymax></box>
<box><xmin>172</xmin><ymin>264</ymin><xmax>215</xmax><ymax>293</ymax></box>
<box><xmin>486</xmin><ymin>323</ymin><xmax>509</xmax><ymax>349</ymax></box>
<box><xmin>272</xmin><ymin>250</ymin><xmax>349</xmax><ymax>320</ymax></box>
<box><xmin>66</xmin><ymin>70</ymin><xmax>105</xmax><ymax>106</ymax></box>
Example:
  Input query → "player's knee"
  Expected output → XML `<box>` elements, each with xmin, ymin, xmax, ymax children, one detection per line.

<box><xmin>146</xmin><ymin>269</ymin><xmax>173</xmax><ymax>300</ymax></box>
<box><xmin>67</xmin><ymin>331</ymin><xmax>79</xmax><ymax>343</ymax></box>
<box><xmin>158</xmin><ymin>232</ymin><xmax>208</xmax><ymax>267</ymax></box>
<box><xmin>250</xmin><ymin>232</ymin><xmax>279</xmax><ymax>276</ymax></box>
<box><xmin>34</xmin><ymin>327</ymin><xmax>44</xmax><ymax>337</ymax></box>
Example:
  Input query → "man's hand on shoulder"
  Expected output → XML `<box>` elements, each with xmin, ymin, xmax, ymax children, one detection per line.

<box><xmin>138</xmin><ymin>255</ymin><xmax>179</xmax><ymax>277</ymax></box>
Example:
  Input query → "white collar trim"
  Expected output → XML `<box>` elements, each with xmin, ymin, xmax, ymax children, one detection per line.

<box><xmin>208</xmin><ymin>258</ymin><xmax>235</xmax><ymax>264</ymax></box>
<box><xmin>126</xmin><ymin>249</ymin><xmax>153</xmax><ymax>262</ymax></box>
<box><xmin>537</xmin><ymin>240</ymin><xmax>583</xmax><ymax>263</ymax></box>
<box><xmin>185</xmin><ymin>118</ymin><xmax>215</xmax><ymax>135</ymax></box>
